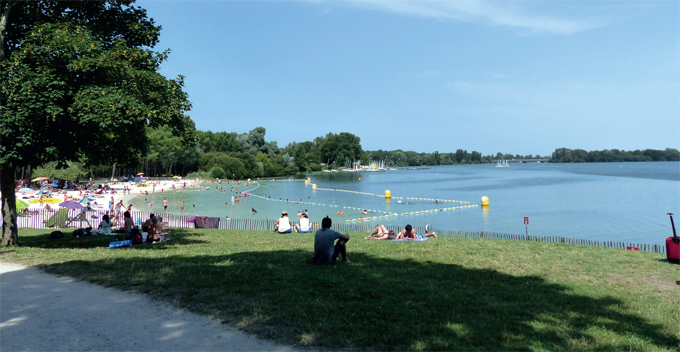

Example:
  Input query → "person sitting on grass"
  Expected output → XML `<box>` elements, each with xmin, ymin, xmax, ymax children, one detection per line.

<box><xmin>313</xmin><ymin>216</ymin><xmax>350</xmax><ymax>264</ymax></box>
<box><xmin>295</xmin><ymin>213</ymin><xmax>312</xmax><ymax>233</ymax></box>
<box><xmin>365</xmin><ymin>224</ymin><xmax>397</xmax><ymax>240</ymax></box>
<box><xmin>273</xmin><ymin>211</ymin><xmax>292</xmax><ymax>233</ymax></box>
<box><xmin>147</xmin><ymin>217</ymin><xmax>161</xmax><ymax>243</ymax></box>
<box><xmin>142</xmin><ymin>214</ymin><xmax>155</xmax><ymax>233</ymax></box>
<box><xmin>98</xmin><ymin>214</ymin><xmax>113</xmax><ymax>235</ymax></box>
<box><xmin>396</xmin><ymin>224</ymin><xmax>437</xmax><ymax>240</ymax></box>
<box><xmin>114</xmin><ymin>211</ymin><xmax>134</xmax><ymax>234</ymax></box>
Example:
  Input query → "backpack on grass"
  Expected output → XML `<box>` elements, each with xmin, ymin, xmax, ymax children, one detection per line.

<box><xmin>128</xmin><ymin>228</ymin><xmax>143</xmax><ymax>245</ymax></box>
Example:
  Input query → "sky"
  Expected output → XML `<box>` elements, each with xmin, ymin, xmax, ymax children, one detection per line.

<box><xmin>138</xmin><ymin>0</ymin><xmax>679</xmax><ymax>156</ymax></box>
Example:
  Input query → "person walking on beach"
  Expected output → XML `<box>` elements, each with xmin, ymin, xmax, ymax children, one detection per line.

<box><xmin>180</xmin><ymin>201</ymin><xmax>185</xmax><ymax>215</ymax></box>
<box><xmin>313</xmin><ymin>216</ymin><xmax>350</xmax><ymax>264</ymax></box>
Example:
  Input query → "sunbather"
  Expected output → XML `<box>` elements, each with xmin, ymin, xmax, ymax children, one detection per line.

<box><xmin>147</xmin><ymin>217</ymin><xmax>161</xmax><ymax>243</ymax></box>
<box><xmin>396</xmin><ymin>224</ymin><xmax>437</xmax><ymax>240</ymax></box>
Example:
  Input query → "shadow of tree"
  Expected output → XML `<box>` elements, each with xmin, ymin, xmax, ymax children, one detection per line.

<box><xmin>16</xmin><ymin>229</ymin><xmax>208</xmax><ymax>249</ymax></box>
<box><xmin>37</xmin><ymin>249</ymin><xmax>679</xmax><ymax>351</ymax></box>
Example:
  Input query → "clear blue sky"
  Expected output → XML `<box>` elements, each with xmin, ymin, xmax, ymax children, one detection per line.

<box><xmin>139</xmin><ymin>0</ymin><xmax>679</xmax><ymax>156</ymax></box>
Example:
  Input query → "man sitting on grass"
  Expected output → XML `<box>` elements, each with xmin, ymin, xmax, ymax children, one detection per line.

<box><xmin>313</xmin><ymin>216</ymin><xmax>351</xmax><ymax>264</ymax></box>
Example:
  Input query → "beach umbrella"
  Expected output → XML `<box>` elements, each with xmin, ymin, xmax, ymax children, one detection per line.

<box><xmin>58</xmin><ymin>200</ymin><xmax>83</xmax><ymax>209</ymax></box>
<box><xmin>37</xmin><ymin>190</ymin><xmax>51</xmax><ymax>195</ymax></box>
<box><xmin>172</xmin><ymin>176</ymin><xmax>179</xmax><ymax>179</ymax></box>
<box><xmin>31</xmin><ymin>176</ymin><xmax>48</xmax><ymax>182</ymax></box>
<box><xmin>51</xmin><ymin>183</ymin><xmax>59</xmax><ymax>187</ymax></box>
<box><xmin>18</xmin><ymin>188</ymin><xmax>34</xmax><ymax>193</ymax></box>
<box><xmin>79</xmin><ymin>198</ymin><xmax>94</xmax><ymax>204</ymax></box>
<box><xmin>136</xmin><ymin>172</ymin><xmax>144</xmax><ymax>176</ymax></box>
<box><xmin>16</xmin><ymin>200</ymin><xmax>30</xmax><ymax>211</ymax></box>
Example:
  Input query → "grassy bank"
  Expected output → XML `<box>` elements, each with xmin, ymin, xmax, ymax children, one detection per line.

<box><xmin>1</xmin><ymin>229</ymin><xmax>679</xmax><ymax>351</ymax></box>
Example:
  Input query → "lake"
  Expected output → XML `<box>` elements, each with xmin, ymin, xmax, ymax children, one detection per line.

<box><xmin>130</xmin><ymin>162</ymin><xmax>680</xmax><ymax>245</ymax></box>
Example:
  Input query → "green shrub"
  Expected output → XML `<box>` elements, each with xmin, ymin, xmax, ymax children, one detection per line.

<box><xmin>211</xmin><ymin>166</ymin><xmax>225</xmax><ymax>179</ymax></box>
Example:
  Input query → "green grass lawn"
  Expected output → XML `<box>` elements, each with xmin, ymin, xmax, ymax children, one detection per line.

<box><xmin>2</xmin><ymin>228</ymin><xmax>679</xmax><ymax>351</ymax></box>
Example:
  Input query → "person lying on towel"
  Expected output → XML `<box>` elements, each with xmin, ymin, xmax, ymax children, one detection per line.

<box><xmin>396</xmin><ymin>224</ymin><xmax>437</xmax><ymax>240</ymax></box>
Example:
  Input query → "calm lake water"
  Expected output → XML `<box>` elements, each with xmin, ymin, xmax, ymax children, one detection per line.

<box><xmin>131</xmin><ymin>162</ymin><xmax>680</xmax><ymax>245</ymax></box>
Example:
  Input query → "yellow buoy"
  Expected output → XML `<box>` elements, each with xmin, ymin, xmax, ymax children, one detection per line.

<box><xmin>385</xmin><ymin>190</ymin><xmax>391</xmax><ymax>199</ymax></box>
<box><xmin>312</xmin><ymin>184</ymin><xmax>317</xmax><ymax>190</ymax></box>
<box><xmin>481</xmin><ymin>196</ymin><xmax>489</xmax><ymax>206</ymax></box>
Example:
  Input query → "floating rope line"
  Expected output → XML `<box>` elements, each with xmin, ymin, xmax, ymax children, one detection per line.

<box><xmin>293</xmin><ymin>185</ymin><xmax>477</xmax><ymax>223</ymax></box>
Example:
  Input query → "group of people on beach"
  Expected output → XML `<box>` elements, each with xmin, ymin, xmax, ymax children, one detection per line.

<box><xmin>272</xmin><ymin>210</ymin><xmax>312</xmax><ymax>233</ymax></box>
<box><xmin>268</xmin><ymin>208</ymin><xmax>436</xmax><ymax>265</ymax></box>
<box><xmin>310</xmin><ymin>220</ymin><xmax>437</xmax><ymax>265</ymax></box>
<box><xmin>364</xmin><ymin>224</ymin><xmax>437</xmax><ymax>240</ymax></box>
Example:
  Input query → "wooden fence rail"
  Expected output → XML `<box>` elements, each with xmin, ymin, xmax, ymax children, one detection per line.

<box><xmin>7</xmin><ymin>211</ymin><xmax>667</xmax><ymax>254</ymax></box>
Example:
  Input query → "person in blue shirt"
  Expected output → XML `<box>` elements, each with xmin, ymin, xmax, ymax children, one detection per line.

<box><xmin>313</xmin><ymin>216</ymin><xmax>351</xmax><ymax>264</ymax></box>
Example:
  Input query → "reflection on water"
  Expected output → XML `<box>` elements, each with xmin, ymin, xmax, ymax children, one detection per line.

<box><xmin>130</xmin><ymin>162</ymin><xmax>680</xmax><ymax>245</ymax></box>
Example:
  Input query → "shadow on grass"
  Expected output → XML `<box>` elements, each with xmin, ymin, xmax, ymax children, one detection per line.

<box><xmin>15</xmin><ymin>229</ymin><xmax>209</xmax><ymax>249</ymax></box>
<box><xmin>37</xmin><ymin>249</ymin><xmax>679</xmax><ymax>351</ymax></box>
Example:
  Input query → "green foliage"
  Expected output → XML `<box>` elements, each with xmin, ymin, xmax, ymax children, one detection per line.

<box><xmin>550</xmin><ymin>148</ymin><xmax>680</xmax><ymax>163</ymax></box>
<box><xmin>1</xmin><ymin>19</ymin><xmax>193</xmax><ymax>168</ymax></box>
<box><xmin>318</xmin><ymin>132</ymin><xmax>363</xmax><ymax>166</ymax></box>
<box><xmin>210</xmin><ymin>166</ymin><xmax>225</xmax><ymax>179</ymax></box>
<box><xmin>1</xmin><ymin>0</ymin><xmax>194</xmax><ymax>245</ymax></box>
<box><xmin>32</xmin><ymin>161</ymin><xmax>85</xmax><ymax>181</ymax></box>
<box><xmin>197</xmin><ymin>153</ymin><xmax>247</xmax><ymax>179</ymax></box>
<box><xmin>196</xmin><ymin>130</ymin><xmax>241</xmax><ymax>153</ymax></box>
<box><xmin>147</xmin><ymin>126</ymin><xmax>199</xmax><ymax>176</ymax></box>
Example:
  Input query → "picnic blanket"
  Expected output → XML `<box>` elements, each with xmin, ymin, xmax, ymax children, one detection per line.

<box><xmin>194</xmin><ymin>216</ymin><xmax>220</xmax><ymax>229</ymax></box>
<box><xmin>390</xmin><ymin>237</ymin><xmax>429</xmax><ymax>242</ymax></box>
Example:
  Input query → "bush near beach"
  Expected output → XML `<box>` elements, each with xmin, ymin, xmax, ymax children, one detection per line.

<box><xmin>2</xmin><ymin>229</ymin><xmax>678</xmax><ymax>351</ymax></box>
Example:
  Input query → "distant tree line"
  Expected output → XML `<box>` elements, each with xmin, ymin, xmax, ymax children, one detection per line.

<box><xmin>25</xmin><ymin>125</ymin><xmax>555</xmax><ymax>181</ymax></box>
<box><xmin>365</xmin><ymin>150</ymin><xmax>546</xmax><ymax>167</ymax></box>
<box><xmin>549</xmin><ymin>148</ymin><xmax>680</xmax><ymax>163</ymax></box>
<box><xmin>28</xmin><ymin>126</ymin><xmax>679</xmax><ymax>182</ymax></box>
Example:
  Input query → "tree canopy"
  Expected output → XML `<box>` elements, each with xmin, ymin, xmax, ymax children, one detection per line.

<box><xmin>1</xmin><ymin>0</ymin><xmax>194</xmax><ymax>245</ymax></box>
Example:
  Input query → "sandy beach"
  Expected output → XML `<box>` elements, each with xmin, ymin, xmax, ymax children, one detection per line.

<box><xmin>11</xmin><ymin>178</ymin><xmax>204</xmax><ymax>213</ymax></box>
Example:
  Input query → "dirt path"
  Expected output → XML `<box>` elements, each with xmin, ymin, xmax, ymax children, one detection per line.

<box><xmin>0</xmin><ymin>262</ymin><xmax>296</xmax><ymax>351</ymax></box>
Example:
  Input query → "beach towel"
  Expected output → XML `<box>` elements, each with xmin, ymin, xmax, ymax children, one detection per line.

<box><xmin>194</xmin><ymin>216</ymin><xmax>220</xmax><ymax>229</ymax></box>
<box><xmin>108</xmin><ymin>240</ymin><xmax>132</xmax><ymax>248</ymax></box>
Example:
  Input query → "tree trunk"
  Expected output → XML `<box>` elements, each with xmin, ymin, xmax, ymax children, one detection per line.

<box><xmin>111</xmin><ymin>163</ymin><xmax>116</xmax><ymax>180</ymax></box>
<box><xmin>1</xmin><ymin>165</ymin><xmax>19</xmax><ymax>246</ymax></box>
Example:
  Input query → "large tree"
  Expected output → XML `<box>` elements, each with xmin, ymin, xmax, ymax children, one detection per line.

<box><xmin>318</xmin><ymin>132</ymin><xmax>363</xmax><ymax>166</ymax></box>
<box><xmin>0</xmin><ymin>0</ymin><xmax>194</xmax><ymax>245</ymax></box>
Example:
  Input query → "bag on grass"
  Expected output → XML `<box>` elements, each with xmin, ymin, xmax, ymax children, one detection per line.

<box><xmin>127</xmin><ymin>228</ymin><xmax>143</xmax><ymax>245</ymax></box>
<box><xmin>49</xmin><ymin>231</ymin><xmax>64</xmax><ymax>239</ymax></box>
